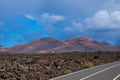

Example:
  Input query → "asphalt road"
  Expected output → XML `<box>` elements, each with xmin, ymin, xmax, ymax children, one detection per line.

<box><xmin>50</xmin><ymin>61</ymin><xmax>120</xmax><ymax>80</ymax></box>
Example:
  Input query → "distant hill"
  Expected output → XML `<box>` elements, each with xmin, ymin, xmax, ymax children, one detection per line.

<box><xmin>0</xmin><ymin>46</ymin><xmax>8</xmax><ymax>53</ymax></box>
<box><xmin>1</xmin><ymin>37</ymin><xmax>120</xmax><ymax>54</ymax></box>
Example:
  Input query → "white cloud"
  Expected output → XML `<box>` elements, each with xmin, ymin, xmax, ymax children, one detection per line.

<box><xmin>39</xmin><ymin>13</ymin><xmax>65</xmax><ymax>25</ymax></box>
<box><xmin>39</xmin><ymin>13</ymin><xmax>65</xmax><ymax>33</ymax></box>
<box><xmin>25</xmin><ymin>13</ymin><xmax>65</xmax><ymax>33</ymax></box>
<box><xmin>64</xmin><ymin>22</ymin><xmax>84</xmax><ymax>33</ymax></box>
<box><xmin>86</xmin><ymin>10</ymin><xmax>110</xmax><ymax>27</ymax></box>
<box><xmin>85</xmin><ymin>10</ymin><xmax>120</xmax><ymax>30</ymax></box>
<box><xmin>25</xmin><ymin>13</ymin><xmax>65</xmax><ymax>25</ymax></box>
<box><xmin>64</xmin><ymin>10</ymin><xmax>120</xmax><ymax>34</ymax></box>
<box><xmin>25</xmin><ymin>15</ymin><xmax>35</xmax><ymax>20</ymax></box>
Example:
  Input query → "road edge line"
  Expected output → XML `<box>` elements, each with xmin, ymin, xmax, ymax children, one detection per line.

<box><xmin>113</xmin><ymin>74</ymin><xmax>120</xmax><ymax>80</ymax></box>
<box><xmin>50</xmin><ymin>61</ymin><xmax>119</xmax><ymax>80</ymax></box>
<box><xmin>80</xmin><ymin>63</ymin><xmax>120</xmax><ymax>80</ymax></box>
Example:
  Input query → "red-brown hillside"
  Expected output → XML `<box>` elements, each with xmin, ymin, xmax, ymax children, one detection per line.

<box><xmin>3</xmin><ymin>37</ymin><xmax>120</xmax><ymax>54</ymax></box>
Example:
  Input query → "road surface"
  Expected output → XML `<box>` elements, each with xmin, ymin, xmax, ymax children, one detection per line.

<box><xmin>50</xmin><ymin>61</ymin><xmax>120</xmax><ymax>80</ymax></box>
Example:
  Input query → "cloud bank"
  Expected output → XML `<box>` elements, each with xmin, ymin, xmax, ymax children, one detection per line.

<box><xmin>86</xmin><ymin>10</ymin><xmax>120</xmax><ymax>30</ymax></box>
<box><xmin>65</xmin><ymin>10</ymin><xmax>120</xmax><ymax>32</ymax></box>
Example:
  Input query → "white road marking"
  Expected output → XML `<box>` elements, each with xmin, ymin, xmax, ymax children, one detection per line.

<box><xmin>113</xmin><ymin>74</ymin><xmax>120</xmax><ymax>80</ymax></box>
<box><xmin>80</xmin><ymin>63</ymin><xmax>120</xmax><ymax>80</ymax></box>
<box><xmin>50</xmin><ymin>63</ymin><xmax>109</xmax><ymax>80</ymax></box>
<box><xmin>50</xmin><ymin>61</ymin><xmax>120</xmax><ymax>80</ymax></box>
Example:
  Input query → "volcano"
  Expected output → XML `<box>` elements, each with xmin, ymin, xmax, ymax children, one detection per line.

<box><xmin>2</xmin><ymin>37</ymin><xmax>120</xmax><ymax>54</ymax></box>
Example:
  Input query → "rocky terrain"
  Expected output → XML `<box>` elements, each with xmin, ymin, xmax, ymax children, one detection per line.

<box><xmin>1</xmin><ymin>37</ymin><xmax>120</xmax><ymax>54</ymax></box>
<box><xmin>0</xmin><ymin>52</ymin><xmax>120</xmax><ymax>80</ymax></box>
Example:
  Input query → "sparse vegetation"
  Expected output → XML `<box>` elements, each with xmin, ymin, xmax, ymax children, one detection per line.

<box><xmin>0</xmin><ymin>52</ymin><xmax>119</xmax><ymax>80</ymax></box>
<box><xmin>64</xmin><ymin>70</ymin><xmax>72</xmax><ymax>74</ymax></box>
<box><xmin>84</xmin><ymin>61</ymin><xmax>94</xmax><ymax>68</ymax></box>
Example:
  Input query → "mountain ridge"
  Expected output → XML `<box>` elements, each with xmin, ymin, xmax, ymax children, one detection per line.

<box><xmin>0</xmin><ymin>37</ymin><xmax>120</xmax><ymax>54</ymax></box>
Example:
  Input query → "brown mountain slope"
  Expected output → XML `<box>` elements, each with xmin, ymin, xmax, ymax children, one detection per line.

<box><xmin>6</xmin><ymin>37</ymin><xmax>120</xmax><ymax>54</ymax></box>
<box><xmin>8</xmin><ymin>38</ymin><xmax>64</xmax><ymax>54</ymax></box>
<box><xmin>0</xmin><ymin>46</ymin><xmax>8</xmax><ymax>53</ymax></box>
<box><xmin>49</xmin><ymin>37</ymin><xmax>120</xmax><ymax>53</ymax></box>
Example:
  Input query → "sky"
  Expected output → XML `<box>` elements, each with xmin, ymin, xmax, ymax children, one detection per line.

<box><xmin>0</xmin><ymin>0</ymin><xmax>120</xmax><ymax>47</ymax></box>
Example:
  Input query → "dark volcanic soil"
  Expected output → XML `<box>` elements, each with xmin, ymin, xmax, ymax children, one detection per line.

<box><xmin>0</xmin><ymin>52</ymin><xmax>120</xmax><ymax>80</ymax></box>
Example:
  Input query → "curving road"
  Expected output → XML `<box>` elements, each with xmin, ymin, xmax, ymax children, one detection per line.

<box><xmin>50</xmin><ymin>61</ymin><xmax>120</xmax><ymax>80</ymax></box>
